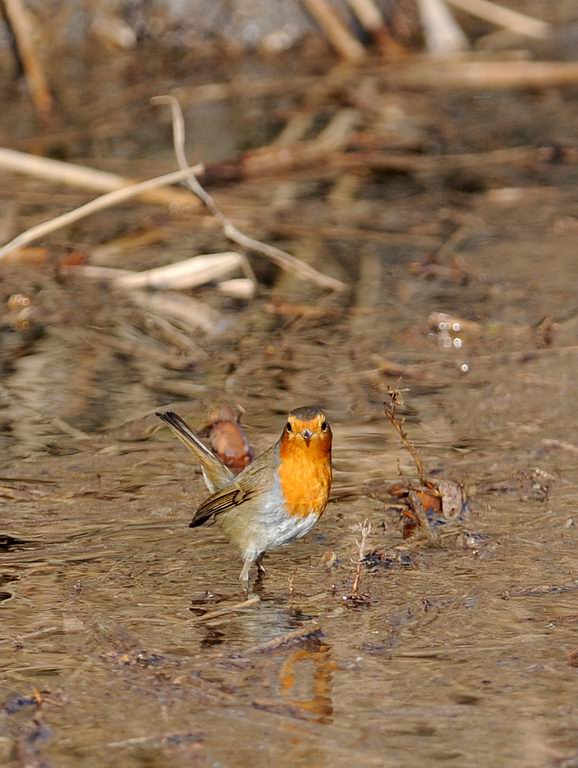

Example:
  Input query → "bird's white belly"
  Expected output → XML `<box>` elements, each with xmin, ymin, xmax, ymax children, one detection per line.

<box><xmin>257</xmin><ymin>480</ymin><xmax>320</xmax><ymax>552</ymax></box>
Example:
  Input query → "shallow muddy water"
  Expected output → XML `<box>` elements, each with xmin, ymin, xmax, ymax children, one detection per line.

<box><xmin>2</xmin><ymin>52</ymin><xmax>578</xmax><ymax>768</ymax></box>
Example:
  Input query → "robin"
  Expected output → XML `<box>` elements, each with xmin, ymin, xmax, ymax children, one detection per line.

<box><xmin>201</xmin><ymin>403</ymin><xmax>254</xmax><ymax>474</ymax></box>
<box><xmin>156</xmin><ymin>406</ymin><xmax>332</xmax><ymax>586</ymax></box>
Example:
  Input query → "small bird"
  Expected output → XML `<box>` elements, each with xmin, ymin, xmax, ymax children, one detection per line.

<box><xmin>156</xmin><ymin>406</ymin><xmax>332</xmax><ymax>587</ymax></box>
<box><xmin>201</xmin><ymin>403</ymin><xmax>254</xmax><ymax>474</ymax></box>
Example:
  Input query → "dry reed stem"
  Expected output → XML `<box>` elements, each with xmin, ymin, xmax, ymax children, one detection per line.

<box><xmin>127</xmin><ymin>291</ymin><xmax>221</xmax><ymax>334</ymax></box>
<box><xmin>0</xmin><ymin>164</ymin><xmax>202</xmax><ymax>261</ymax></box>
<box><xmin>384</xmin><ymin>388</ymin><xmax>427</xmax><ymax>485</ymax></box>
<box><xmin>351</xmin><ymin>520</ymin><xmax>371</xmax><ymax>595</ymax></box>
<box><xmin>2</xmin><ymin>0</ymin><xmax>54</xmax><ymax>122</ymax></box>
<box><xmin>301</xmin><ymin>0</ymin><xmax>366</xmax><ymax>61</ymax></box>
<box><xmin>273</xmin><ymin>113</ymin><xmax>315</xmax><ymax>146</ymax></box>
<box><xmin>71</xmin><ymin>266</ymin><xmax>133</xmax><ymax>281</ymax></box>
<box><xmin>0</xmin><ymin>148</ymin><xmax>198</xmax><ymax>207</ymax></box>
<box><xmin>444</xmin><ymin>0</ymin><xmax>550</xmax><ymax>39</ymax></box>
<box><xmin>153</xmin><ymin>95</ymin><xmax>347</xmax><ymax>293</ymax></box>
<box><xmin>345</xmin><ymin>0</ymin><xmax>384</xmax><ymax>33</ymax></box>
<box><xmin>114</xmin><ymin>251</ymin><xmax>244</xmax><ymax>290</ymax></box>
<box><xmin>386</xmin><ymin>61</ymin><xmax>578</xmax><ymax>90</ymax></box>
<box><xmin>417</xmin><ymin>0</ymin><xmax>469</xmax><ymax>55</ymax></box>
<box><xmin>217</xmin><ymin>278</ymin><xmax>256</xmax><ymax>300</ymax></box>
<box><xmin>77</xmin><ymin>253</ymin><xmax>245</xmax><ymax>293</ymax></box>
<box><xmin>313</xmin><ymin>108</ymin><xmax>361</xmax><ymax>151</ymax></box>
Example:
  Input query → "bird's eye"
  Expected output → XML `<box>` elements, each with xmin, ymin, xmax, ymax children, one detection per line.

<box><xmin>321</xmin><ymin>421</ymin><xmax>328</xmax><ymax>431</ymax></box>
<box><xmin>286</xmin><ymin>422</ymin><xmax>292</xmax><ymax>432</ymax></box>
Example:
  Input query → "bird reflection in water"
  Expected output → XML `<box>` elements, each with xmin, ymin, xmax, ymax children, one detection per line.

<box><xmin>279</xmin><ymin>640</ymin><xmax>335</xmax><ymax>724</ymax></box>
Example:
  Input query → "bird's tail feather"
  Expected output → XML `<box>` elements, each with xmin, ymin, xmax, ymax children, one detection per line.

<box><xmin>155</xmin><ymin>410</ymin><xmax>233</xmax><ymax>492</ymax></box>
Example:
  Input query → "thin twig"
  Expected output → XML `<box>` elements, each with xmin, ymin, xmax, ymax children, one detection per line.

<box><xmin>2</xmin><ymin>0</ymin><xmax>54</xmax><ymax>122</ymax></box>
<box><xmin>384</xmin><ymin>388</ymin><xmax>427</xmax><ymax>485</ymax></box>
<box><xmin>351</xmin><ymin>520</ymin><xmax>371</xmax><ymax>596</ymax></box>
<box><xmin>301</xmin><ymin>0</ymin><xmax>366</xmax><ymax>61</ymax></box>
<box><xmin>152</xmin><ymin>96</ymin><xmax>348</xmax><ymax>293</ymax></box>
<box><xmin>444</xmin><ymin>0</ymin><xmax>550</xmax><ymax>39</ymax></box>
<box><xmin>0</xmin><ymin>164</ymin><xmax>203</xmax><ymax>261</ymax></box>
<box><xmin>195</xmin><ymin>595</ymin><xmax>260</xmax><ymax>622</ymax></box>
<box><xmin>0</xmin><ymin>147</ymin><xmax>198</xmax><ymax>206</ymax></box>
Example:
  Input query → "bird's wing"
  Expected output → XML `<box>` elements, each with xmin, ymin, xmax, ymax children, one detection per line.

<box><xmin>190</xmin><ymin>445</ymin><xmax>278</xmax><ymax>527</ymax></box>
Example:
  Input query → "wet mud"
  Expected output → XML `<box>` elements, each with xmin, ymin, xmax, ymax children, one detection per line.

<box><xmin>2</xmin><ymin>52</ymin><xmax>578</xmax><ymax>768</ymax></box>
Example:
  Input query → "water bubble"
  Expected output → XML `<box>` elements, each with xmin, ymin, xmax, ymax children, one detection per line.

<box><xmin>243</xmin><ymin>22</ymin><xmax>261</xmax><ymax>44</ymax></box>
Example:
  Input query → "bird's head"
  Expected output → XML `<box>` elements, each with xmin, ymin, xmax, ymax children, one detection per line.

<box><xmin>280</xmin><ymin>406</ymin><xmax>332</xmax><ymax>454</ymax></box>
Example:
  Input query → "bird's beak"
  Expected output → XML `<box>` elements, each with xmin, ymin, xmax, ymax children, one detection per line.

<box><xmin>301</xmin><ymin>429</ymin><xmax>313</xmax><ymax>446</ymax></box>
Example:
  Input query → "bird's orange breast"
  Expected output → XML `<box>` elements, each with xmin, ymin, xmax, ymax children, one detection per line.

<box><xmin>278</xmin><ymin>439</ymin><xmax>332</xmax><ymax>518</ymax></box>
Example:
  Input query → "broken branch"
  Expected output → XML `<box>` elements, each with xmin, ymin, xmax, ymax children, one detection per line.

<box><xmin>0</xmin><ymin>147</ymin><xmax>198</xmax><ymax>207</ymax></box>
<box><xmin>153</xmin><ymin>95</ymin><xmax>347</xmax><ymax>292</ymax></box>
<box><xmin>0</xmin><ymin>164</ymin><xmax>203</xmax><ymax>261</ymax></box>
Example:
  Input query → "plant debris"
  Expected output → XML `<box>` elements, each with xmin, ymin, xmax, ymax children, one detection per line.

<box><xmin>380</xmin><ymin>388</ymin><xmax>470</xmax><ymax>539</ymax></box>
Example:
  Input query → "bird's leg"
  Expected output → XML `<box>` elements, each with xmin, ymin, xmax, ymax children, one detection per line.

<box><xmin>239</xmin><ymin>557</ymin><xmax>253</xmax><ymax>595</ymax></box>
<box><xmin>255</xmin><ymin>553</ymin><xmax>267</xmax><ymax>578</ymax></box>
